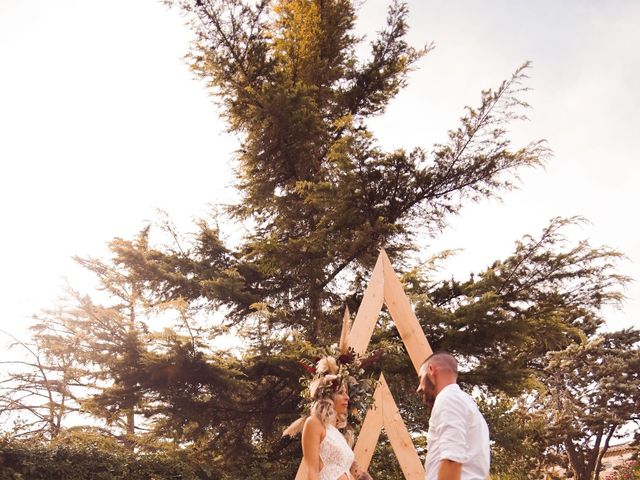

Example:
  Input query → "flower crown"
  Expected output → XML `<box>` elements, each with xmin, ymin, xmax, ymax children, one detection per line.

<box><xmin>283</xmin><ymin>310</ymin><xmax>383</xmax><ymax>439</ymax></box>
<box><xmin>298</xmin><ymin>346</ymin><xmax>382</xmax><ymax>431</ymax></box>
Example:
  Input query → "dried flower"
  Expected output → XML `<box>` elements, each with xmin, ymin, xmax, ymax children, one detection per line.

<box><xmin>298</xmin><ymin>360</ymin><xmax>316</xmax><ymax>375</ymax></box>
<box><xmin>317</xmin><ymin>356</ymin><xmax>339</xmax><ymax>374</ymax></box>
<box><xmin>338</xmin><ymin>349</ymin><xmax>355</xmax><ymax>365</ymax></box>
<box><xmin>288</xmin><ymin>347</ymin><xmax>384</xmax><ymax>439</ymax></box>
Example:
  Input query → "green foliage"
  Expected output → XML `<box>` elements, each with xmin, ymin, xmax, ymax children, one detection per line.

<box><xmin>409</xmin><ymin>217</ymin><xmax>628</xmax><ymax>393</ymax></box>
<box><xmin>0</xmin><ymin>326</ymin><xmax>83</xmax><ymax>438</ymax></box>
<box><xmin>479</xmin><ymin>395</ymin><xmax>559</xmax><ymax>479</ymax></box>
<box><xmin>156</xmin><ymin>0</ymin><xmax>547</xmax><ymax>346</ymax></box>
<box><xmin>542</xmin><ymin>330</ymin><xmax>640</xmax><ymax>480</ymax></box>
<box><xmin>0</xmin><ymin>433</ymin><xmax>218</xmax><ymax>480</ymax></box>
<box><xmin>368</xmin><ymin>433</ymin><xmax>406</xmax><ymax>479</ymax></box>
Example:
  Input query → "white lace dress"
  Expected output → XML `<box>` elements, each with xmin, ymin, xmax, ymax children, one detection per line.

<box><xmin>319</xmin><ymin>424</ymin><xmax>354</xmax><ymax>480</ymax></box>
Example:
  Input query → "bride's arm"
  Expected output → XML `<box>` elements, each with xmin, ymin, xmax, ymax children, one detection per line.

<box><xmin>302</xmin><ymin>416</ymin><xmax>325</xmax><ymax>480</ymax></box>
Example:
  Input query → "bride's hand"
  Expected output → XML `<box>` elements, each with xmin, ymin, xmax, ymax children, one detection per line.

<box><xmin>350</xmin><ymin>461</ymin><xmax>373</xmax><ymax>480</ymax></box>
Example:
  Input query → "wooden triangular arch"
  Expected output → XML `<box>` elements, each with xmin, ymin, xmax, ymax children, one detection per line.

<box><xmin>295</xmin><ymin>249</ymin><xmax>433</xmax><ymax>479</ymax></box>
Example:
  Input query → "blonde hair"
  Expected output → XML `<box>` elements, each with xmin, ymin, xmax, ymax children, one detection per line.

<box><xmin>283</xmin><ymin>354</ymin><xmax>361</xmax><ymax>446</ymax></box>
<box><xmin>283</xmin><ymin>382</ymin><xmax>354</xmax><ymax>447</ymax></box>
<box><xmin>310</xmin><ymin>397</ymin><xmax>336</xmax><ymax>427</ymax></box>
<box><xmin>307</xmin><ymin>396</ymin><xmax>353</xmax><ymax>447</ymax></box>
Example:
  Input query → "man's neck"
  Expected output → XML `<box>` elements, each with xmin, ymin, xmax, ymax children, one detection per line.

<box><xmin>435</xmin><ymin>379</ymin><xmax>457</xmax><ymax>396</ymax></box>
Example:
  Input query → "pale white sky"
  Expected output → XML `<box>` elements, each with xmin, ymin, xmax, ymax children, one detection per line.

<box><xmin>0</xmin><ymin>0</ymin><xmax>638</xmax><ymax>352</ymax></box>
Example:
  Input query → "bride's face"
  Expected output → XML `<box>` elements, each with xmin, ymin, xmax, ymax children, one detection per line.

<box><xmin>332</xmin><ymin>386</ymin><xmax>350</xmax><ymax>416</ymax></box>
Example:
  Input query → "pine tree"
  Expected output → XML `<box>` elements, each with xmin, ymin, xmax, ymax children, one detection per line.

<box><xmin>410</xmin><ymin>217</ymin><xmax>628</xmax><ymax>393</ymax></box>
<box><xmin>159</xmin><ymin>0</ymin><xmax>548</xmax><ymax>345</ymax></box>
<box><xmin>543</xmin><ymin>330</ymin><xmax>640</xmax><ymax>480</ymax></box>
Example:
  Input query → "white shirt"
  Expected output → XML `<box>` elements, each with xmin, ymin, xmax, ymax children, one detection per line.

<box><xmin>424</xmin><ymin>384</ymin><xmax>490</xmax><ymax>480</ymax></box>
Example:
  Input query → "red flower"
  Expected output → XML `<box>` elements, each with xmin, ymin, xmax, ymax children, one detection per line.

<box><xmin>330</xmin><ymin>377</ymin><xmax>341</xmax><ymax>390</ymax></box>
<box><xmin>338</xmin><ymin>352</ymin><xmax>353</xmax><ymax>364</ymax></box>
<box><xmin>360</xmin><ymin>348</ymin><xmax>384</xmax><ymax>369</ymax></box>
<box><xmin>298</xmin><ymin>361</ymin><xmax>316</xmax><ymax>375</ymax></box>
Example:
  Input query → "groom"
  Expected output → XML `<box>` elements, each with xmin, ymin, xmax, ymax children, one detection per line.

<box><xmin>416</xmin><ymin>352</ymin><xmax>490</xmax><ymax>480</ymax></box>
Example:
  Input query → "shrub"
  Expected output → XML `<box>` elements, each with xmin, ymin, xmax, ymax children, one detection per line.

<box><xmin>0</xmin><ymin>434</ymin><xmax>218</xmax><ymax>480</ymax></box>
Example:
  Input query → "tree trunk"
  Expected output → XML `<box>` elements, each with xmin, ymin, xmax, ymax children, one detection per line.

<box><xmin>126</xmin><ymin>288</ymin><xmax>138</xmax><ymax>436</ymax></box>
<box><xmin>565</xmin><ymin>437</ymin><xmax>589</xmax><ymax>480</ymax></box>
<box><xmin>127</xmin><ymin>410</ymin><xmax>135</xmax><ymax>436</ymax></box>
<box><xmin>587</xmin><ymin>428</ymin><xmax>604</xmax><ymax>477</ymax></box>
<box><xmin>309</xmin><ymin>289</ymin><xmax>322</xmax><ymax>344</ymax></box>
<box><xmin>593</xmin><ymin>425</ymin><xmax>617</xmax><ymax>479</ymax></box>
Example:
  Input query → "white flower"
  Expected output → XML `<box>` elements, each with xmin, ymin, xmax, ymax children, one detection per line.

<box><xmin>316</xmin><ymin>356</ymin><xmax>338</xmax><ymax>374</ymax></box>
<box><xmin>309</xmin><ymin>378</ymin><xmax>322</xmax><ymax>398</ymax></box>
<box><xmin>323</xmin><ymin>374</ymin><xmax>338</xmax><ymax>385</ymax></box>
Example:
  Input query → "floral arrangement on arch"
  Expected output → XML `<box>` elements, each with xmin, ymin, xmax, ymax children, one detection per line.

<box><xmin>298</xmin><ymin>345</ymin><xmax>383</xmax><ymax>432</ymax></box>
<box><xmin>282</xmin><ymin>310</ymin><xmax>386</xmax><ymax>441</ymax></box>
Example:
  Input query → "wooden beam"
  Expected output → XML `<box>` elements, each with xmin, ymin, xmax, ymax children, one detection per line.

<box><xmin>379</xmin><ymin>374</ymin><xmax>425</xmax><ymax>479</ymax></box>
<box><xmin>349</xmin><ymin>253</ymin><xmax>385</xmax><ymax>355</ymax></box>
<box><xmin>381</xmin><ymin>249</ymin><xmax>433</xmax><ymax>373</ymax></box>
<box><xmin>296</xmin><ymin>249</ymin><xmax>433</xmax><ymax>479</ymax></box>
<box><xmin>353</xmin><ymin>376</ymin><xmax>385</xmax><ymax>470</ymax></box>
<box><xmin>339</xmin><ymin>307</ymin><xmax>351</xmax><ymax>355</ymax></box>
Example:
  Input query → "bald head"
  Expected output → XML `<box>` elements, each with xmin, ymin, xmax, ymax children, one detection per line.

<box><xmin>417</xmin><ymin>352</ymin><xmax>459</xmax><ymax>404</ymax></box>
<box><xmin>421</xmin><ymin>352</ymin><xmax>458</xmax><ymax>378</ymax></box>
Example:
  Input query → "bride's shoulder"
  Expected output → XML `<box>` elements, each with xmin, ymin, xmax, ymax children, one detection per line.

<box><xmin>303</xmin><ymin>415</ymin><xmax>326</xmax><ymax>436</ymax></box>
<box><xmin>301</xmin><ymin>415</ymin><xmax>327</xmax><ymax>444</ymax></box>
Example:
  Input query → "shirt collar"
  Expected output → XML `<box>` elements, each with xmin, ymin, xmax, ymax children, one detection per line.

<box><xmin>438</xmin><ymin>383</ymin><xmax>460</xmax><ymax>395</ymax></box>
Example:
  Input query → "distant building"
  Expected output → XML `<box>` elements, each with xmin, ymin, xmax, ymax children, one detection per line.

<box><xmin>599</xmin><ymin>442</ymin><xmax>637</xmax><ymax>478</ymax></box>
<box><xmin>545</xmin><ymin>442</ymin><xmax>637</xmax><ymax>479</ymax></box>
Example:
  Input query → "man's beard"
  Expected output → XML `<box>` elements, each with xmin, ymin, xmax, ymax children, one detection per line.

<box><xmin>421</xmin><ymin>374</ymin><xmax>436</xmax><ymax>409</ymax></box>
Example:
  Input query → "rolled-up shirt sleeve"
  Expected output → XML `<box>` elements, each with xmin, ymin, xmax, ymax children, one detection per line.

<box><xmin>435</xmin><ymin>393</ymin><xmax>470</xmax><ymax>464</ymax></box>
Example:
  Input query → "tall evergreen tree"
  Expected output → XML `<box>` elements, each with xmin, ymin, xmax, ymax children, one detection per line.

<box><xmin>17</xmin><ymin>228</ymin><xmax>222</xmax><ymax>442</ymax></box>
<box><xmin>65</xmin><ymin>228</ymin><xmax>161</xmax><ymax>436</ymax></box>
<box><xmin>158</xmin><ymin>0</ymin><xmax>548</xmax><ymax>344</ymax></box>
<box><xmin>410</xmin><ymin>217</ymin><xmax>628</xmax><ymax>392</ymax></box>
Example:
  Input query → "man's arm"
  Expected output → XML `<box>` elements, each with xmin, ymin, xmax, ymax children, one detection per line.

<box><xmin>438</xmin><ymin>459</ymin><xmax>462</xmax><ymax>480</ymax></box>
<box><xmin>436</xmin><ymin>392</ymin><xmax>469</xmax><ymax>480</ymax></box>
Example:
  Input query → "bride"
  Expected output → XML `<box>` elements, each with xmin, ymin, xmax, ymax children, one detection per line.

<box><xmin>284</xmin><ymin>356</ymin><xmax>373</xmax><ymax>480</ymax></box>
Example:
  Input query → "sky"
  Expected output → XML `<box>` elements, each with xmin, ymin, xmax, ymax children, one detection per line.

<box><xmin>0</xmin><ymin>0</ymin><xmax>639</xmax><ymax>354</ymax></box>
